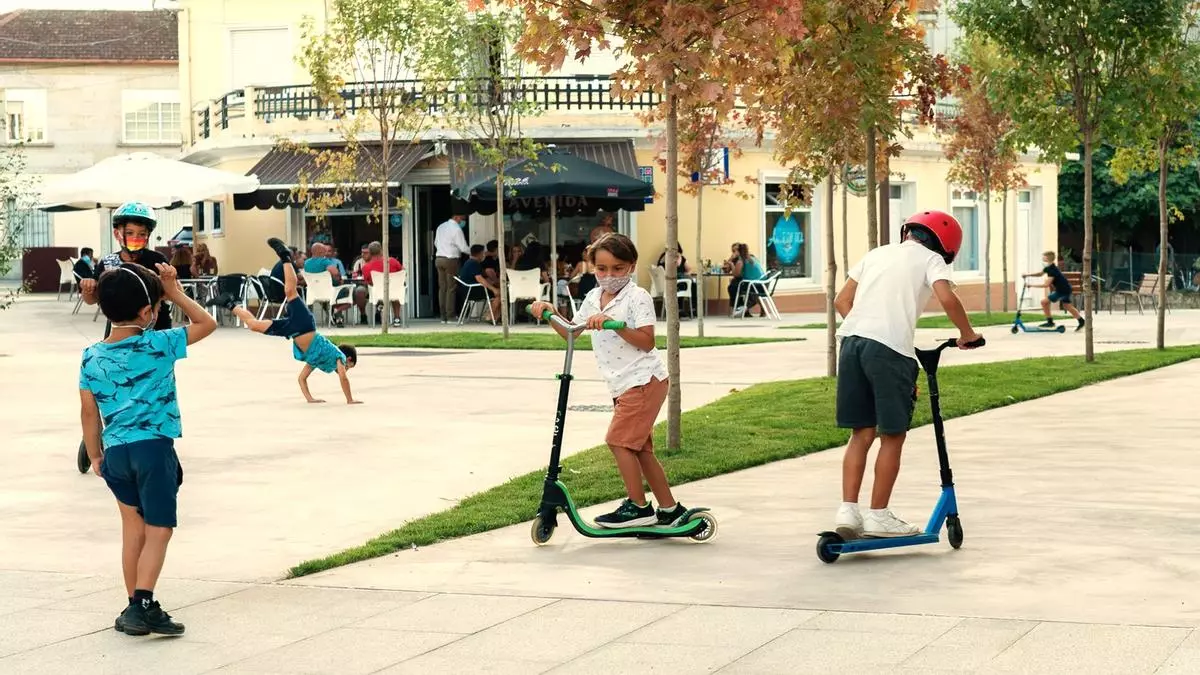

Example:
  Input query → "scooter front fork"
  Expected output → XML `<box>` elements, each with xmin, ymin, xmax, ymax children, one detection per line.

<box><xmin>924</xmin><ymin>485</ymin><xmax>959</xmax><ymax>534</ymax></box>
<box><xmin>537</xmin><ymin>478</ymin><xmax>569</xmax><ymax>527</ymax></box>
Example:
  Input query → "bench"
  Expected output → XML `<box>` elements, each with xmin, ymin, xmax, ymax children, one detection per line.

<box><xmin>1058</xmin><ymin>271</ymin><xmax>1098</xmax><ymax>312</ymax></box>
<box><xmin>1109</xmin><ymin>272</ymin><xmax>1170</xmax><ymax>314</ymax></box>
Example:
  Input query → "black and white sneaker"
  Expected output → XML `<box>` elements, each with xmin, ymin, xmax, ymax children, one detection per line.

<box><xmin>120</xmin><ymin>600</ymin><xmax>185</xmax><ymax>636</ymax></box>
<box><xmin>204</xmin><ymin>292</ymin><xmax>237</xmax><ymax>310</ymax></box>
<box><xmin>1076</xmin><ymin>318</ymin><xmax>1086</xmax><ymax>332</ymax></box>
<box><xmin>267</xmin><ymin>237</ymin><xmax>292</xmax><ymax>263</ymax></box>
<box><xmin>656</xmin><ymin>503</ymin><xmax>688</xmax><ymax>527</ymax></box>
<box><xmin>1038</xmin><ymin>320</ymin><xmax>1056</xmax><ymax>328</ymax></box>
<box><xmin>594</xmin><ymin>499</ymin><xmax>657</xmax><ymax>528</ymax></box>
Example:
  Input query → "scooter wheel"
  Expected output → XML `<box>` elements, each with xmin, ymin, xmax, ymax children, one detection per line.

<box><xmin>77</xmin><ymin>440</ymin><xmax>91</xmax><ymax>474</ymax></box>
<box><xmin>1056</xmin><ymin>325</ymin><xmax>1066</xmax><ymax>333</ymax></box>
<box><xmin>687</xmin><ymin>512</ymin><xmax>718</xmax><ymax>543</ymax></box>
<box><xmin>530</xmin><ymin>515</ymin><xmax>555</xmax><ymax>546</ymax></box>
<box><xmin>946</xmin><ymin>516</ymin><xmax>964</xmax><ymax>549</ymax></box>
<box><xmin>817</xmin><ymin>533</ymin><xmax>843</xmax><ymax>564</ymax></box>
<box><xmin>1010</xmin><ymin>325</ymin><xmax>1019</xmax><ymax>334</ymax></box>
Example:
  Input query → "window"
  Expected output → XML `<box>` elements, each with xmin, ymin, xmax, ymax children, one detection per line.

<box><xmin>122</xmin><ymin>90</ymin><xmax>180</xmax><ymax>144</ymax></box>
<box><xmin>693</xmin><ymin>148</ymin><xmax>729</xmax><ymax>185</ymax></box>
<box><xmin>4</xmin><ymin>200</ymin><xmax>51</xmax><ymax>246</ymax></box>
<box><xmin>229</xmin><ymin>27</ymin><xmax>292</xmax><ymax>89</ymax></box>
<box><xmin>193</xmin><ymin>201</ymin><xmax>205</xmax><ymax>234</ymax></box>
<box><xmin>211</xmin><ymin>202</ymin><xmax>223</xmax><ymax>235</ymax></box>
<box><xmin>888</xmin><ymin>183</ymin><xmax>915</xmax><ymax>244</ymax></box>
<box><xmin>950</xmin><ymin>187</ymin><xmax>979</xmax><ymax>272</ymax></box>
<box><xmin>3</xmin><ymin>90</ymin><xmax>47</xmax><ymax>143</ymax></box>
<box><xmin>763</xmin><ymin>182</ymin><xmax>811</xmax><ymax>279</ymax></box>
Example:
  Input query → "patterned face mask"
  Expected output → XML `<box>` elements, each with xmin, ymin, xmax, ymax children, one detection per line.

<box><xmin>597</xmin><ymin>273</ymin><xmax>632</xmax><ymax>294</ymax></box>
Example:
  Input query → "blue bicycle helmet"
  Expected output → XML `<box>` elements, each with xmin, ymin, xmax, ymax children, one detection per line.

<box><xmin>112</xmin><ymin>201</ymin><xmax>157</xmax><ymax>231</ymax></box>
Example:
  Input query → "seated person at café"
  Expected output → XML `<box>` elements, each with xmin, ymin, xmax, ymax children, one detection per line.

<box><xmin>459</xmin><ymin>244</ymin><xmax>502</xmax><ymax>321</ymax></box>
<box><xmin>170</xmin><ymin>245</ymin><xmax>194</xmax><ymax>281</ymax></box>
<box><xmin>656</xmin><ymin>243</ymin><xmax>696</xmax><ymax>317</ymax></box>
<box><xmin>73</xmin><ymin>247</ymin><xmax>95</xmax><ymax>281</ymax></box>
<box><xmin>302</xmin><ymin>242</ymin><xmax>352</xmax><ymax>327</ymax></box>
<box><xmin>191</xmin><ymin>242</ymin><xmax>218</xmax><ymax>276</ymax></box>
<box><xmin>360</xmin><ymin>240</ymin><xmax>404</xmax><ymax>327</ymax></box>
<box><xmin>482</xmin><ymin>239</ymin><xmax>501</xmax><ymax>285</ymax></box>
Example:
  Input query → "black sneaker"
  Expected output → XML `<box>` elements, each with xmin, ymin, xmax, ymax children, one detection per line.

<box><xmin>1076</xmin><ymin>319</ymin><xmax>1086</xmax><ymax>332</ymax></box>
<box><xmin>205</xmin><ymin>292</ymin><xmax>238</xmax><ymax>310</ymax></box>
<box><xmin>115</xmin><ymin>603</ymin><xmax>132</xmax><ymax>633</ymax></box>
<box><xmin>656</xmin><ymin>503</ymin><xmax>688</xmax><ymax>527</ymax></box>
<box><xmin>1038</xmin><ymin>320</ymin><xmax>1055</xmax><ymax>328</ymax></box>
<box><xmin>121</xmin><ymin>600</ymin><xmax>185</xmax><ymax>636</ymax></box>
<box><xmin>594</xmin><ymin>499</ymin><xmax>657</xmax><ymax>528</ymax></box>
<box><xmin>267</xmin><ymin>237</ymin><xmax>292</xmax><ymax>263</ymax></box>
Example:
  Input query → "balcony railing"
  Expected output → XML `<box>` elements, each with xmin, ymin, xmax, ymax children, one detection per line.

<box><xmin>192</xmin><ymin>75</ymin><xmax>661</xmax><ymax>142</ymax></box>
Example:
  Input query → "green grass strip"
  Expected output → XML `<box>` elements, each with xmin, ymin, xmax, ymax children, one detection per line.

<box><xmin>336</xmin><ymin>332</ymin><xmax>800</xmax><ymax>351</ymax></box>
<box><xmin>288</xmin><ymin>345</ymin><xmax>1200</xmax><ymax>578</ymax></box>
<box><xmin>781</xmin><ymin>312</ymin><xmax>1026</xmax><ymax>331</ymax></box>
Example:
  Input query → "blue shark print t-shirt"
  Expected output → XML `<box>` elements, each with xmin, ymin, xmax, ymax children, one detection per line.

<box><xmin>79</xmin><ymin>327</ymin><xmax>188</xmax><ymax>447</ymax></box>
<box><xmin>294</xmin><ymin>332</ymin><xmax>346</xmax><ymax>374</ymax></box>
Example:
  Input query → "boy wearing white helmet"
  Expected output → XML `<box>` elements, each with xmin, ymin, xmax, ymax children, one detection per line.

<box><xmin>80</xmin><ymin>201</ymin><xmax>174</xmax><ymax>338</ymax></box>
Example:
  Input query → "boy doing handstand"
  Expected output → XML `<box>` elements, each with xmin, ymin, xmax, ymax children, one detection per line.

<box><xmin>210</xmin><ymin>238</ymin><xmax>361</xmax><ymax>404</ymax></box>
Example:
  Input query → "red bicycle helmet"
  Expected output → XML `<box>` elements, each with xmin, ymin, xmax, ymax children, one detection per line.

<box><xmin>900</xmin><ymin>210</ymin><xmax>962</xmax><ymax>264</ymax></box>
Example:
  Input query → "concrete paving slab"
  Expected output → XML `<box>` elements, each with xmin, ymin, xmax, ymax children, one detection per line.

<box><xmin>717</xmin><ymin>623</ymin><xmax>932</xmax><ymax>673</ymax></box>
<box><xmin>223</xmin><ymin>627</ymin><xmax>462</xmax><ymax>674</ymax></box>
<box><xmin>353</xmin><ymin>593</ymin><xmax>556</xmax><ymax>633</ymax></box>
<box><xmin>619</xmin><ymin>605</ymin><xmax>820</xmax><ymax>648</ymax></box>
<box><xmin>976</xmin><ymin>622</ymin><xmax>1190</xmax><ymax>675</ymax></box>
<box><xmin>900</xmin><ymin>618</ymin><xmax>1037</xmax><ymax>672</ymax></box>
<box><xmin>292</xmin><ymin>362</ymin><xmax>1200</xmax><ymax>628</ymax></box>
<box><xmin>549</xmin><ymin>641</ymin><xmax>754</xmax><ymax>674</ymax></box>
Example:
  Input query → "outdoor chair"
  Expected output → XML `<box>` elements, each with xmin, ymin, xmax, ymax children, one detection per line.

<box><xmin>1110</xmin><ymin>272</ymin><xmax>1169</xmax><ymax>315</ymax></box>
<box><xmin>454</xmin><ymin>276</ymin><xmax>495</xmax><ymax>325</ymax></box>
<box><xmin>649</xmin><ymin>265</ymin><xmax>695</xmax><ymax>319</ymax></box>
<box><xmin>254</xmin><ymin>275</ymin><xmax>288</xmax><ymax>320</ymax></box>
<box><xmin>212</xmin><ymin>273</ymin><xmax>250</xmax><ymax>327</ymax></box>
<box><xmin>367</xmin><ymin>269</ymin><xmax>408</xmax><ymax>327</ymax></box>
<box><xmin>733</xmin><ymin>270</ymin><xmax>782</xmax><ymax>320</ymax></box>
<box><xmin>55</xmin><ymin>259</ymin><xmax>75</xmax><ymax>300</ymax></box>
<box><xmin>506</xmin><ymin>268</ymin><xmax>548</xmax><ymax>323</ymax></box>
<box><xmin>301</xmin><ymin>270</ymin><xmax>356</xmax><ymax>327</ymax></box>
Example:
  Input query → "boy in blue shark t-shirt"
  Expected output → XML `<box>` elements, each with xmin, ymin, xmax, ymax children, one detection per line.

<box><xmin>209</xmin><ymin>238</ymin><xmax>361</xmax><ymax>404</ymax></box>
<box><xmin>80</xmin><ymin>261</ymin><xmax>217</xmax><ymax>637</ymax></box>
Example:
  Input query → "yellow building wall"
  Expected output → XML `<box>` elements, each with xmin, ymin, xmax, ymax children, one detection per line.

<box><xmin>193</xmin><ymin>155</ymin><xmax>289</xmax><ymax>275</ymax></box>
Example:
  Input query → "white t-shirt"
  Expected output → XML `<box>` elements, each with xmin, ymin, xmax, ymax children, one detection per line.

<box><xmin>574</xmin><ymin>281</ymin><xmax>669</xmax><ymax>398</ymax></box>
<box><xmin>836</xmin><ymin>240</ymin><xmax>955</xmax><ymax>361</ymax></box>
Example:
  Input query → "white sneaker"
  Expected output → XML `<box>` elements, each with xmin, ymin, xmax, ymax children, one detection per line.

<box><xmin>834</xmin><ymin>503</ymin><xmax>863</xmax><ymax>539</ymax></box>
<box><xmin>862</xmin><ymin>509</ymin><xmax>922</xmax><ymax>538</ymax></box>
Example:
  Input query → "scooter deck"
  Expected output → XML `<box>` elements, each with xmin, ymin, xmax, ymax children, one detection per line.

<box><xmin>818</xmin><ymin>529</ymin><xmax>941</xmax><ymax>553</ymax></box>
<box><xmin>568</xmin><ymin>507</ymin><xmax>712</xmax><ymax>538</ymax></box>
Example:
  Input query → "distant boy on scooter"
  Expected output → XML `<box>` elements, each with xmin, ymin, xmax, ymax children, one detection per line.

<box><xmin>1022</xmin><ymin>251</ymin><xmax>1085</xmax><ymax>332</ymax></box>
<box><xmin>832</xmin><ymin>210</ymin><xmax>982</xmax><ymax>539</ymax></box>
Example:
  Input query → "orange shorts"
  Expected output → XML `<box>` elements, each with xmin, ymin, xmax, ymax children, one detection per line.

<box><xmin>605</xmin><ymin>376</ymin><xmax>669</xmax><ymax>452</ymax></box>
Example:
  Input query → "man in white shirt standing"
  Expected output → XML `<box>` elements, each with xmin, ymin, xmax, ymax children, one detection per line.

<box><xmin>433</xmin><ymin>214</ymin><xmax>471</xmax><ymax>323</ymax></box>
<box><xmin>831</xmin><ymin>210</ymin><xmax>982</xmax><ymax>540</ymax></box>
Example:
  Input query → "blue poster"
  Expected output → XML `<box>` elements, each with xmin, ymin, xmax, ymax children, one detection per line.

<box><xmin>768</xmin><ymin>214</ymin><xmax>804</xmax><ymax>265</ymax></box>
<box><xmin>638</xmin><ymin>166</ymin><xmax>654</xmax><ymax>204</ymax></box>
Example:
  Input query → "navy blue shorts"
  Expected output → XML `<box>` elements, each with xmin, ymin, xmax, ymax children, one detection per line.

<box><xmin>1048</xmin><ymin>290</ymin><xmax>1073</xmax><ymax>304</ymax></box>
<box><xmin>265</xmin><ymin>297</ymin><xmax>316</xmax><ymax>339</ymax></box>
<box><xmin>100</xmin><ymin>437</ymin><xmax>184</xmax><ymax>528</ymax></box>
<box><xmin>836</xmin><ymin>336</ymin><xmax>919</xmax><ymax>435</ymax></box>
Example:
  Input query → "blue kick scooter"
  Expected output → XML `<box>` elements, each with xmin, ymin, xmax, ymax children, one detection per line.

<box><xmin>1011</xmin><ymin>283</ymin><xmax>1065</xmax><ymax>334</ymax></box>
<box><xmin>528</xmin><ymin>309</ymin><xmax>718</xmax><ymax>546</ymax></box>
<box><xmin>816</xmin><ymin>335</ymin><xmax>985</xmax><ymax>563</ymax></box>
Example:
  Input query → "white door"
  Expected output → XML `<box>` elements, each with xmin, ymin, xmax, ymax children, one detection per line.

<box><xmin>1016</xmin><ymin>189</ymin><xmax>1039</xmax><ymax>306</ymax></box>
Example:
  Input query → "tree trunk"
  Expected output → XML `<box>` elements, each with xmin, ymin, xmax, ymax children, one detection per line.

<box><xmin>1157</xmin><ymin>136</ymin><xmax>1169</xmax><ymax>350</ymax></box>
<box><xmin>841</xmin><ymin>163</ymin><xmax>849</xmax><ymax>283</ymax></box>
<box><xmin>497</xmin><ymin>174</ymin><xmax>509</xmax><ymax>338</ymax></box>
<box><xmin>826</xmin><ymin>166</ymin><xmax>838</xmax><ymax>377</ymax></box>
<box><xmin>983</xmin><ymin>176</ymin><xmax>992</xmax><ymax>315</ymax></box>
<box><xmin>1002</xmin><ymin>188</ymin><xmax>1009</xmax><ymax>312</ymax></box>
<box><xmin>879</xmin><ymin>153</ymin><xmax>890</xmax><ymax>245</ymax></box>
<box><xmin>665</xmin><ymin>85</ymin><xmax>682</xmax><ymax>451</ymax></box>
<box><xmin>695</xmin><ymin>180</ymin><xmax>705</xmax><ymax>338</ymax></box>
<box><xmin>865</xmin><ymin>127</ymin><xmax>878</xmax><ymax>250</ymax></box>
<box><xmin>1082</xmin><ymin>132</ymin><xmax>1094</xmax><ymax>362</ymax></box>
<box><xmin>381</xmin><ymin>139</ymin><xmax>391</xmax><ymax>333</ymax></box>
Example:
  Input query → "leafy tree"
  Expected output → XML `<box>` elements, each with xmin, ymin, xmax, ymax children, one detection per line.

<box><xmin>1109</xmin><ymin>17</ymin><xmax>1200</xmax><ymax>349</ymax></box>
<box><xmin>437</xmin><ymin>6</ymin><xmax>543</xmax><ymax>338</ymax></box>
<box><xmin>954</xmin><ymin>0</ymin><xmax>1189</xmax><ymax>361</ymax></box>
<box><xmin>511</xmin><ymin>0</ymin><xmax>807</xmax><ymax>449</ymax></box>
<box><xmin>0</xmin><ymin>145</ymin><xmax>34</xmax><ymax>310</ymax></box>
<box><xmin>291</xmin><ymin>0</ymin><xmax>458</xmax><ymax>331</ymax></box>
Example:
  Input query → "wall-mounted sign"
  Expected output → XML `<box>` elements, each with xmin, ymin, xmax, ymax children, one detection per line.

<box><xmin>638</xmin><ymin>165</ymin><xmax>654</xmax><ymax>204</ymax></box>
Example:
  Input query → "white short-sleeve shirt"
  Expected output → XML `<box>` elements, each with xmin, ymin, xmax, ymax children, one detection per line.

<box><xmin>574</xmin><ymin>281</ymin><xmax>669</xmax><ymax>398</ymax></box>
<box><xmin>836</xmin><ymin>240</ymin><xmax>955</xmax><ymax>360</ymax></box>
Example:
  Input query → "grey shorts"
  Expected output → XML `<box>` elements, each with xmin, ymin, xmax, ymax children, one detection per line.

<box><xmin>836</xmin><ymin>336</ymin><xmax>919</xmax><ymax>435</ymax></box>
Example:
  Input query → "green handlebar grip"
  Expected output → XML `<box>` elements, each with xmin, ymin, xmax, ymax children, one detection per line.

<box><xmin>540</xmin><ymin>309</ymin><xmax>553</xmax><ymax>319</ymax></box>
<box><xmin>601</xmin><ymin>321</ymin><xmax>626</xmax><ymax>330</ymax></box>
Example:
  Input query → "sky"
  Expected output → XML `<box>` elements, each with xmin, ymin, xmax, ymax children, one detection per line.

<box><xmin>0</xmin><ymin>0</ymin><xmax>176</xmax><ymax>10</ymax></box>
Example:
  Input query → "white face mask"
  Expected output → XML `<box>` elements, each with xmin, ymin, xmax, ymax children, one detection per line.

<box><xmin>597</xmin><ymin>273</ymin><xmax>632</xmax><ymax>294</ymax></box>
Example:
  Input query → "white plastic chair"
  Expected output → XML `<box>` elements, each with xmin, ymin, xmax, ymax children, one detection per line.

<box><xmin>301</xmin><ymin>270</ymin><xmax>356</xmax><ymax>327</ymax></box>
<box><xmin>367</xmin><ymin>269</ymin><xmax>408</xmax><ymax>327</ymax></box>
<box><xmin>56</xmin><ymin>259</ymin><xmax>74</xmax><ymax>300</ymax></box>
<box><xmin>506</xmin><ymin>268</ymin><xmax>548</xmax><ymax>323</ymax></box>
<box><xmin>454</xmin><ymin>276</ymin><xmax>495</xmax><ymax>325</ymax></box>
<box><xmin>733</xmin><ymin>270</ymin><xmax>782</xmax><ymax>320</ymax></box>
<box><xmin>650</xmin><ymin>265</ymin><xmax>695</xmax><ymax>319</ymax></box>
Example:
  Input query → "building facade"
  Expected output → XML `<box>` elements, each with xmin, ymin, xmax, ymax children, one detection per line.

<box><xmin>177</xmin><ymin>0</ymin><xmax>1059</xmax><ymax>317</ymax></box>
<box><xmin>0</xmin><ymin>8</ymin><xmax>186</xmax><ymax>282</ymax></box>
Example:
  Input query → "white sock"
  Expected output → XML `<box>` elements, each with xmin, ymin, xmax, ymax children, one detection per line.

<box><xmin>869</xmin><ymin>508</ymin><xmax>890</xmax><ymax>516</ymax></box>
<box><xmin>841</xmin><ymin>502</ymin><xmax>859</xmax><ymax>511</ymax></box>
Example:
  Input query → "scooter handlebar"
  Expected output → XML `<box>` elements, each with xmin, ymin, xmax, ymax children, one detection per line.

<box><xmin>936</xmin><ymin>335</ymin><xmax>986</xmax><ymax>351</ymax></box>
<box><xmin>535</xmin><ymin>308</ymin><xmax>626</xmax><ymax>332</ymax></box>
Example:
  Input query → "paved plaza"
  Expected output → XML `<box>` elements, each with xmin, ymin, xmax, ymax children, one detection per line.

<box><xmin>3</xmin><ymin>295</ymin><xmax>1200</xmax><ymax>673</ymax></box>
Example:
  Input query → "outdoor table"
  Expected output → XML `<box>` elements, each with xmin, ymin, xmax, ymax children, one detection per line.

<box><xmin>178</xmin><ymin>276</ymin><xmax>218</xmax><ymax>321</ymax></box>
<box><xmin>701</xmin><ymin>270</ymin><xmax>731</xmax><ymax>320</ymax></box>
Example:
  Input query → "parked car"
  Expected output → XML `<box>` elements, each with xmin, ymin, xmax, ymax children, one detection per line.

<box><xmin>166</xmin><ymin>225</ymin><xmax>193</xmax><ymax>248</ymax></box>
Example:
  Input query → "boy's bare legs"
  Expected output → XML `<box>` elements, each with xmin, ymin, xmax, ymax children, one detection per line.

<box><xmin>842</xmin><ymin>427</ymin><xmax>876</xmax><ymax>503</ymax></box>
<box><xmin>609</xmin><ymin>445</ymin><xmax>647</xmax><ymax>505</ymax></box>
<box><xmin>136</xmin><ymin>524</ymin><xmax>173</xmax><ymax>592</ymax></box>
<box><xmin>118</xmin><ymin>503</ymin><xmax>146</xmax><ymax>598</ymax></box>
<box><xmin>635</xmin><ymin>450</ymin><xmax>676</xmax><ymax>509</ymax></box>
<box><xmin>870</xmin><ymin>432</ymin><xmax>906</xmax><ymax>509</ymax></box>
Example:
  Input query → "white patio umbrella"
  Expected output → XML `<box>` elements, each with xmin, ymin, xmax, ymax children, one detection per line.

<box><xmin>37</xmin><ymin>152</ymin><xmax>260</xmax><ymax>211</ymax></box>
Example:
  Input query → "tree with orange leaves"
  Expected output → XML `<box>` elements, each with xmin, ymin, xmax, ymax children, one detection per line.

<box><xmin>509</xmin><ymin>0</ymin><xmax>808</xmax><ymax>450</ymax></box>
<box><xmin>939</xmin><ymin>35</ymin><xmax>1025</xmax><ymax>315</ymax></box>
